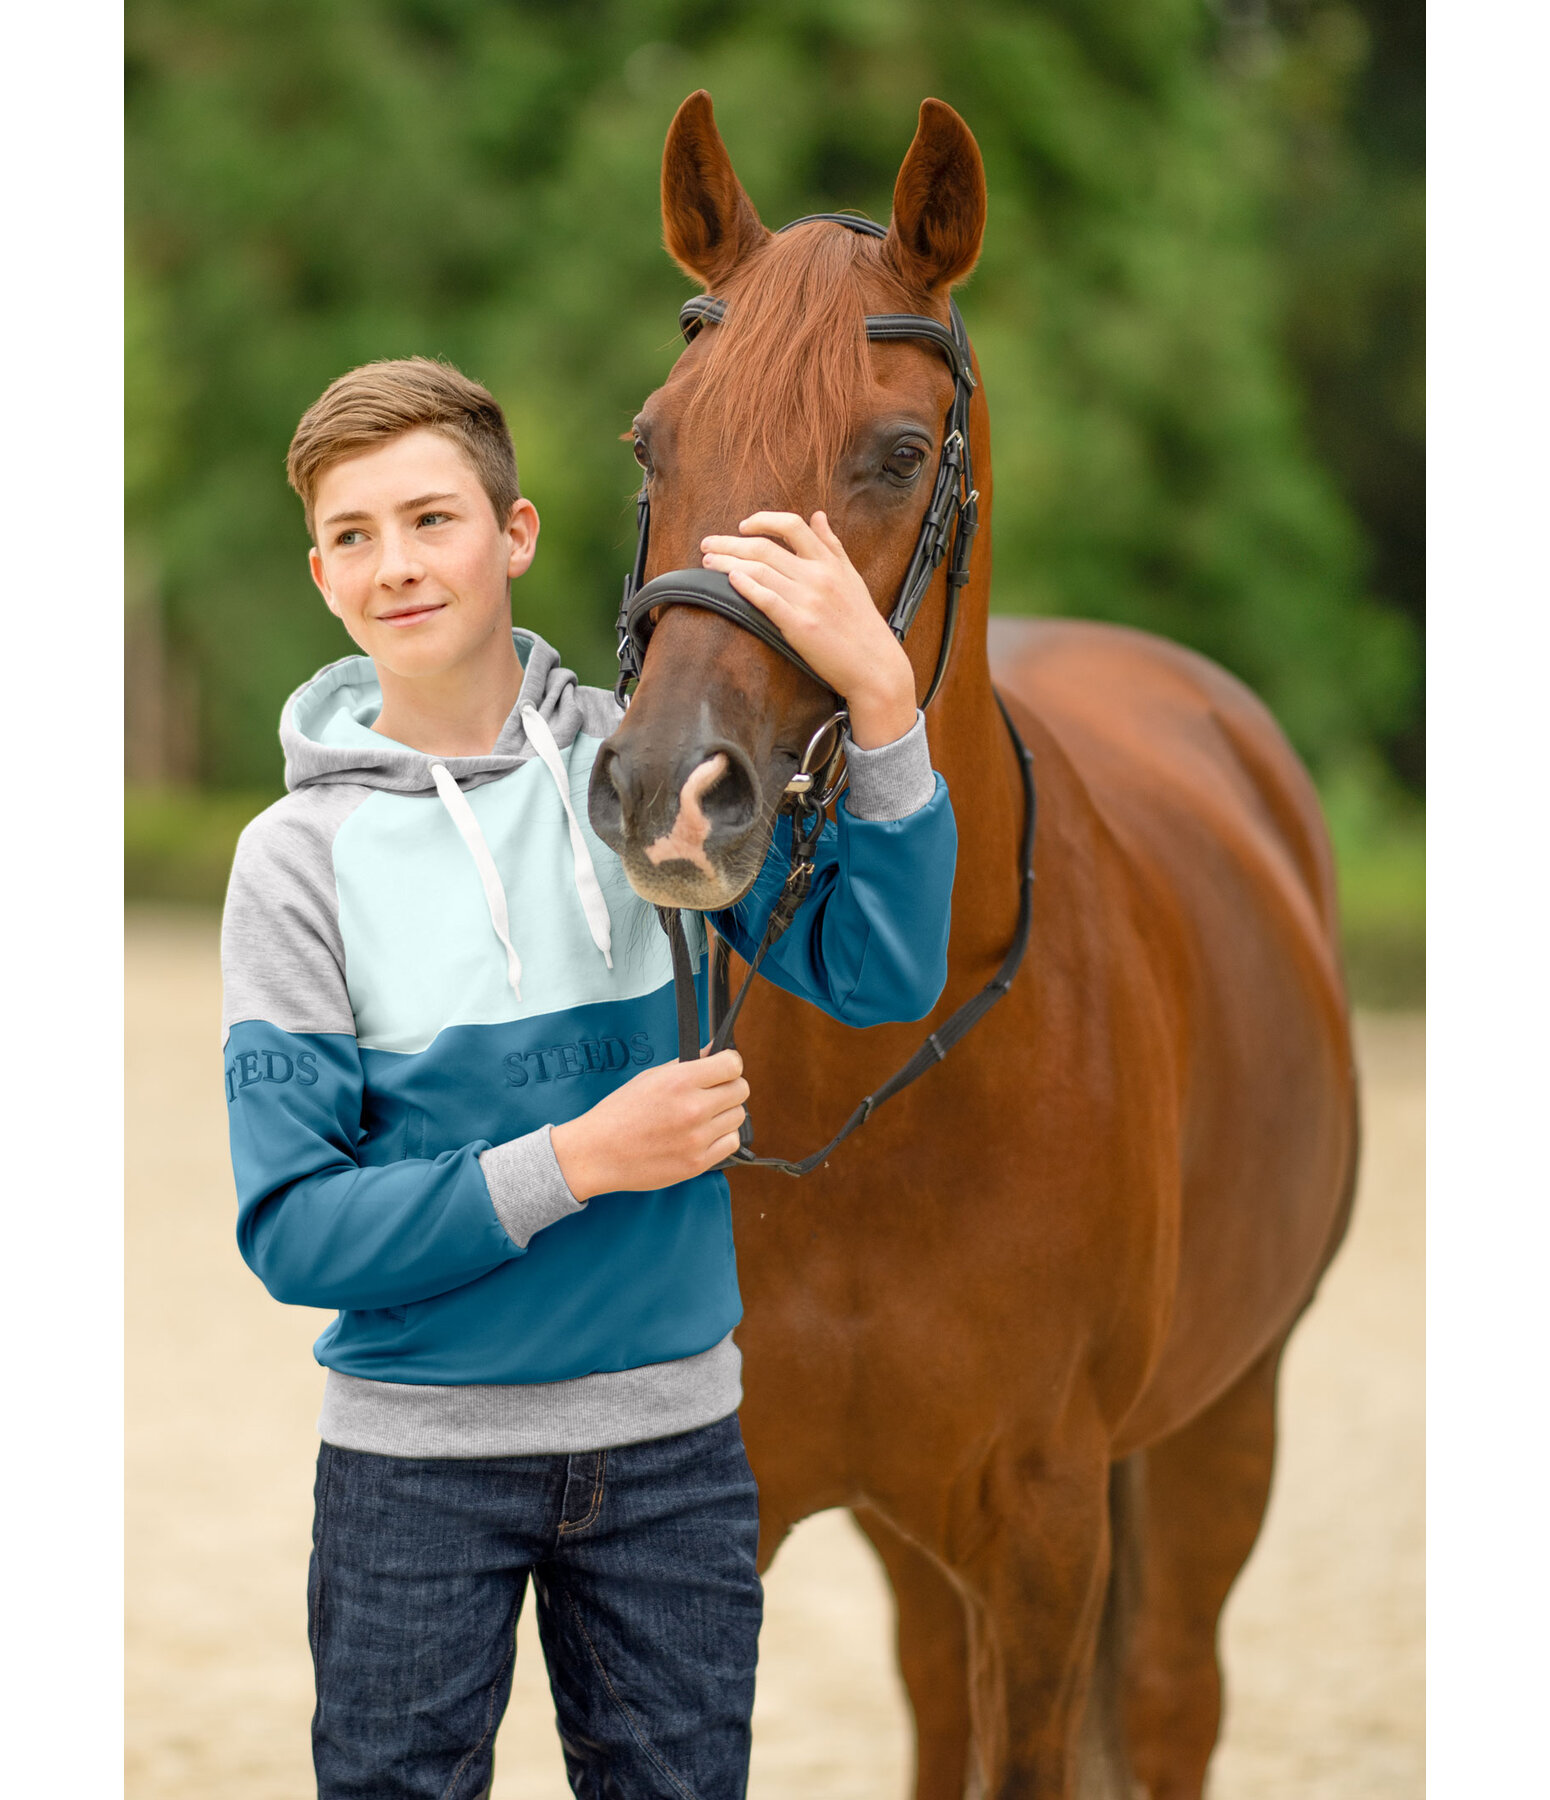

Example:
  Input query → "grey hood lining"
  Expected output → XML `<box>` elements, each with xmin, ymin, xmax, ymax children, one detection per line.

<box><xmin>280</xmin><ymin>629</ymin><xmax>607</xmax><ymax>797</ymax></box>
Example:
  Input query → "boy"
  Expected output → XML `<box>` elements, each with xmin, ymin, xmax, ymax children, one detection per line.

<box><xmin>221</xmin><ymin>356</ymin><xmax>956</xmax><ymax>1799</ymax></box>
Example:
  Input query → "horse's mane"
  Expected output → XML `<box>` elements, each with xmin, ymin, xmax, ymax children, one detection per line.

<box><xmin>681</xmin><ymin>222</ymin><xmax>920</xmax><ymax>506</ymax></box>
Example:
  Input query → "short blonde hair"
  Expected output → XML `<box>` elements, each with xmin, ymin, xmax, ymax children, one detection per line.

<box><xmin>286</xmin><ymin>357</ymin><xmax>520</xmax><ymax>540</ymax></box>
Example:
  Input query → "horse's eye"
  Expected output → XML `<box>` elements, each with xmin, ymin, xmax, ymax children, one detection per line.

<box><xmin>631</xmin><ymin>434</ymin><xmax>652</xmax><ymax>472</ymax></box>
<box><xmin>883</xmin><ymin>442</ymin><xmax>928</xmax><ymax>483</ymax></box>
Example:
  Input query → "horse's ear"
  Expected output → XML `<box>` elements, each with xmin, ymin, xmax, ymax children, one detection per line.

<box><xmin>661</xmin><ymin>90</ymin><xmax>770</xmax><ymax>288</ymax></box>
<box><xmin>883</xmin><ymin>99</ymin><xmax>987</xmax><ymax>295</ymax></box>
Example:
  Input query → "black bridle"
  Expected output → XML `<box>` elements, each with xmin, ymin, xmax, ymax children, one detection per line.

<box><xmin>613</xmin><ymin>212</ymin><xmax>980</xmax><ymax>719</ymax></box>
<box><xmin>615</xmin><ymin>211</ymin><xmax>1037</xmax><ymax>1177</ymax></box>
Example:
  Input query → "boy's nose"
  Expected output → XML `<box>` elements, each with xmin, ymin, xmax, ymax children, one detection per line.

<box><xmin>375</xmin><ymin>531</ymin><xmax>424</xmax><ymax>586</ymax></box>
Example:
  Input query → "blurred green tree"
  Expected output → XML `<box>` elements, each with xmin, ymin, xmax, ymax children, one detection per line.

<box><xmin>1260</xmin><ymin>0</ymin><xmax>1424</xmax><ymax>790</ymax></box>
<box><xmin>126</xmin><ymin>0</ymin><xmax>1420</xmax><ymax>798</ymax></box>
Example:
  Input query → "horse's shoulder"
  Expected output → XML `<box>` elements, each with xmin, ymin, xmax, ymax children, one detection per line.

<box><xmin>988</xmin><ymin>615</ymin><xmax>1337</xmax><ymax>940</ymax></box>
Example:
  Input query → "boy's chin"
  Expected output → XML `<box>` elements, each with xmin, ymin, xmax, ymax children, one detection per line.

<box><xmin>360</xmin><ymin>624</ymin><xmax>476</xmax><ymax>681</ymax></box>
<box><xmin>368</xmin><ymin>645</ymin><xmax>454</xmax><ymax>680</ymax></box>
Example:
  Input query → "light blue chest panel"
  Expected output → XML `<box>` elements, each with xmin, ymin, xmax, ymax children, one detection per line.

<box><xmin>332</xmin><ymin>732</ymin><xmax>705</xmax><ymax>1055</ymax></box>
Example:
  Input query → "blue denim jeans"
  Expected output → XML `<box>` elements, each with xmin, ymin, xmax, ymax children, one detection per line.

<box><xmin>308</xmin><ymin>1414</ymin><xmax>762</xmax><ymax>1800</ymax></box>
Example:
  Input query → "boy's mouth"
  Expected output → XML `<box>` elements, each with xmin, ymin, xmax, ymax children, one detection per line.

<box><xmin>377</xmin><ymin>602</ymin><xmax>446</xmax><ymax>628</ymax></box>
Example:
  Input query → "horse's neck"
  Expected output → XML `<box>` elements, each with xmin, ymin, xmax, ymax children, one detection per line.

<box><xmin>911</xmin><ymin>397</ymin><xmax>1024</xmax><ymax>923</ymax></box>
<box><xmin>916</xmin><ymin>593</ymin><xmax>1031</xmax><ymax>971</ymax></box>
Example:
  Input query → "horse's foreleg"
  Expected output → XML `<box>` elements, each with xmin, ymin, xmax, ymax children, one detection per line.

<box><xmin>951</xmin><ymin>1429</ymin><xmax>1119</xmax><ymax>1798</ymax></box>
<box><xmin>853</xmin><ymin>1505</ymin><xmax>976</xmax><ymax>1800</ymax></box>
<box><xmin>1124</xmin><ymin>1340</ymin><xmax>1284</xmax><ymax>1800</ymax></box>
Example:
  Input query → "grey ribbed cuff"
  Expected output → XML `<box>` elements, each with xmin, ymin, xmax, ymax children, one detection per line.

<box><xmin>842</xmin><ymin>709</ymin><xmax>936</xmax><ymax>820</ymax></box>
<box><xmin>478</xmin><ymin>1125</ymin><xmax>585</xmax><ymax>1249</ymax></box>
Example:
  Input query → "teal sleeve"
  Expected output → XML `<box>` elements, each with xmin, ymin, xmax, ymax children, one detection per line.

<box><xmin>709</xmin><ymin>773</ymin><xmax>956</xmax><ymax>1025</ymax></box>
<box><xmin>224</xmin><ymin>1021</ymin><xmax>526</xmax><ymax>1310</ymax></box>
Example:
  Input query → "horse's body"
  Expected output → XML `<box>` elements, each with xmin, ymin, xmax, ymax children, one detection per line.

<box><xmin>592</xmin><ymin>93</ymin><xmax>1357</xmax><ymax>1799</ymax></box>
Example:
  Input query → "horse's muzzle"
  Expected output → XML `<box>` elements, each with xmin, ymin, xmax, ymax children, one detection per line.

<box><xmin>588</xmin><ymin>734</ymin><xmax>770</xmax><ymax>910</ymax></box>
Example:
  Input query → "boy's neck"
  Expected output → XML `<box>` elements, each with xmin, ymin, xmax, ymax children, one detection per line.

<box><xmin>371</xmin><ymin>630</ymin><xmax>526</xmax><ymax>758</ymax></box>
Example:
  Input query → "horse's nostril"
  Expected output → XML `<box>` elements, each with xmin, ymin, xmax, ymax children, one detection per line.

<box><xmin>587</xmin><ymin>745</ymin><xmax>628</xmax><ymax>849</ymax></box>
<box><xmin>592</xmin><ymin>736</ymin><xmax>766</xmax><ymax>868</ymax></box>
<box><xmin>693</xmin><ymin>749</ymin><xmax>758</xmax><ymax>837</ymax></box>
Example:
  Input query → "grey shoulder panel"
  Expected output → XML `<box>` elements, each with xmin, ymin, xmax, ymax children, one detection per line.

<box><xmin>221</xmin><ymin>784</ymin><xmax>371</xmax><ymax>1040</ymax></box>
<box><xmin>573</xmin><ymin>682</ymin><xmax>625</xmax><ymax>743</ymax></box>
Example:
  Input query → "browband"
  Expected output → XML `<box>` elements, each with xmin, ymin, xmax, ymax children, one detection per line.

<box><xmin>678</xmin><ymin>294</ymin><xmax>976</xmax><ymax>391</ymax></box>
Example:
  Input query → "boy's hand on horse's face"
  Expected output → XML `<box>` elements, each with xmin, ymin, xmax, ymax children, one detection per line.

<box><xmin>699</xmin><ymin>511</ymin><xmax>919</xmax><ymax>749</ymax></box>
<box><xmin>548</xmin><ymin>1050</ymin><xmax>749</xmax><ymax>1201</ymax></box>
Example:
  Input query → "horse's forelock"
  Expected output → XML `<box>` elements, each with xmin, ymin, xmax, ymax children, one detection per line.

<box><xmin>681</xmin><ymin>225</ymin><xmax>919</xmax><ymax>508</ymax></box>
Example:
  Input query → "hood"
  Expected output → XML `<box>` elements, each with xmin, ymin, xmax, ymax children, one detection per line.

<box><xmin>277</xmin><ymin>628</ymin><xmax>617</xmax><ymax>1000</ymax></box>
<box><xmin>280</xmin><ymin>628</ymin><xmax>588</xmax><ymax>796</ymax></box>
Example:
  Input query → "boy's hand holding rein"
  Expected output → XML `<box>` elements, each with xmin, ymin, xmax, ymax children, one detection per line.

<box><xmin>699</xmin><ymin>511</ymin><xmax>920</xmax><ymax>748</ymax></box>
<box><xmin>550</xmin><ymin>1049</ymin><xmax>750</xmax><ymax>1200</ymax></box>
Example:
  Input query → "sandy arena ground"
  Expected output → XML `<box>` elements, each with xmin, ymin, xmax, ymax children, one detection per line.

<box><xmin>126</xmin><ymin>909</ymin><xmax>1422</xmax><ymax>1798</ymax></box>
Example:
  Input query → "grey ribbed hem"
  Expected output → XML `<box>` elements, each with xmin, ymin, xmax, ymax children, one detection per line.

<box><xmin>843</xmin><ymin>709</ymin><xmax>935</xmax><ymax>820</ymax></box>
<box><xmin>478</xmin><ymin>1125</ymin><xmax>585</xmax><ymax>1248</ymax></box>
<box><xmin>316</xmin><ymin>1332</ymin><xmax>744</xmax><ymax>1457</ymax></box>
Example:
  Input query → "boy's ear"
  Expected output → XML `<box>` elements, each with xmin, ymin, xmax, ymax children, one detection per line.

<box><xmin>309</xmin><ymin>546</ymin><xmax>342</xmax><ymax>616</ymax></box>
<box><xmin>661</xmin><ymin>90</ymin><xmax>770</xmax><ymax>288</ymax></box>
<box><xmin>505</xmin><ymin>498</ymin><xmax>540</xmax><ymax>581</ymax></box>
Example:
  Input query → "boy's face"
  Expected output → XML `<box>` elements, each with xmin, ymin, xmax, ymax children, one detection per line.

<box><xmin>308</xmin><ymin>428</ymin><xmax>538</xmax><ymax>682</ymax></box>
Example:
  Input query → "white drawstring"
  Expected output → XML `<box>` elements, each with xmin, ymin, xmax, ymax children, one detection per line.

<box><xmin>522</xmin><ymin>706</ymin><xmax>615</xmax><ymax>968</ymax></box>
<box><xmin>429</xmin><ymin>721</ymin><xmax>616</xmax><ymax>1008</ymax></box>
<box><xmin>429</xmin><ymin>763</ymin><xmax>524</xmax><ymax>1004</ymax></box>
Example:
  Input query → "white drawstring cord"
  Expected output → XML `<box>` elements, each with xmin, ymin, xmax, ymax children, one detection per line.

<box><xmin>522</xmin><ymin>706</ymin><xmax>615</xmax><ymax>968</ymax></box>
<box><xmin>429</xmin><ymin>763</ymin><xmax>524</xmax><ymax>1003</ymax></box>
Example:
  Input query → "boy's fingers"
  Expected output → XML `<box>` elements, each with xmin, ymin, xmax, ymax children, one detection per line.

<box><xmin>810</xmin><ymin>511</ymin><xmax>849</xmax><ymax>558</ymax></box>
<box><xmin>702</xmin><ymin>530</ymin><xmax>796</xmax><ymax>565</ymax></box>
<box><xmin>724</xmin><ymin>566</ymin><xmax>790</xmax><ymax>617</ymax></box>
<box><xmin>702</xmin><ymin>537</ymin><xmax>805</xmax><ymax>586</ymax></box>
<box><xmin>705</xmin><ymin>550</ymin><xmax>799</xmax><ymax>598</ymax></box>
<box><xmin>738</xmin><ymin>510</ymin><xmax>823</xmax><ymax>558</ymax></box>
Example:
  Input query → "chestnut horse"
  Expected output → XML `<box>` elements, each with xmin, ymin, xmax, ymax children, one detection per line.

<box><xmin>589</xmin><ymin>91</ymin><xmax>1358</xmax><ymax>1800</ymax></box>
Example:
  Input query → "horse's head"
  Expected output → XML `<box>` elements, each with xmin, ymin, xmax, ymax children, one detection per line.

<box><xmin>587</xmin><ymin>90</ymin><xmax>987</xmax><ymax>909</ymax></box>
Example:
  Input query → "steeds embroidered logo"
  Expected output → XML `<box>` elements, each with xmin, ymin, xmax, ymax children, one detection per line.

<box><xmin>505</xmin><ymin>1033</ymin><xmax>655</xmax><ymax>1086</ymax></box>
<box><xmin>225</xmin><ymin>1032</ymin><xmax>659</xmax><ymax>1101</ymax></box>
<box><xmin>225</xmin><ymin>1048</ymin><xmax>319</xmax><ymax>1102</ymax></box>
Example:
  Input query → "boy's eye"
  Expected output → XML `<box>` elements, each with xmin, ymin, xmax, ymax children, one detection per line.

<box><xmin>418</xmin><ymin>511</ymin><xmax>452</xmax><ymax>527</ymax></box>
<box><xmin>335</xmin><ymin>529</ymin><xmax>365</xmax><ymax>547</ymax></box>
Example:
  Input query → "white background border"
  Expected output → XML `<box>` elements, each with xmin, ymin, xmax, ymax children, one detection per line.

<box><xmin>4</xmin><ymin>2</ymin><xmax>124</xmax><ymax>1787</ymax></box>
<box><xmin>2</xmin><ymin>2</ymin><xmax>1516</xmax><ymax>1788</ymax></box>
<box><xmin>1426</xmin><ymin>0</ymin><xmax>1547</xmax><ymax>1788</ymax></box>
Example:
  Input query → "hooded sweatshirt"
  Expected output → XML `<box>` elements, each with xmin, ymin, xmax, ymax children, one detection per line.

<box><xmin>221</xmin><ymin>628</ymin><xmax>956</xmax><ymax>1457</ymax></box>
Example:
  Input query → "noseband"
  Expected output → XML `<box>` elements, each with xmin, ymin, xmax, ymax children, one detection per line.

<box><xmin>612</xmin><ymin>211</ymin><xmax>982</xmax><ymax>760</ymax></box>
